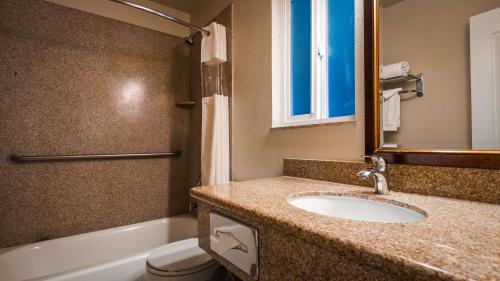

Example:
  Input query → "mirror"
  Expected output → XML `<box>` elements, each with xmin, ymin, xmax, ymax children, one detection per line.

<box><xmin>377</xmin><ymin>0</ymin><xmax>500</xmax><ymax>151</ymax></box>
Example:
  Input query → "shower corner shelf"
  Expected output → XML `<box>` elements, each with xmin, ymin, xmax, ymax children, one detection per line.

<box><xmin>175</xmin><ymin>101</ymin><xmax>196</xmax><ymax>108</ymax></box>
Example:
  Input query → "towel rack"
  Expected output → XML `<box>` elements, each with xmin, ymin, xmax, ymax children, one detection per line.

<box><xmin>9</xmin><ymin>151</ymin><xmax>181</xmax><ymax>163</ymax></box>
<box><xmin>380</xmin><ymin>89</ymin><xmax>420</xmax><ymax>96</ymax></box>
<box><xmin>380</xmin><ymin>73</ymin><xmax>424</xmax><ymax>97</ymax></box>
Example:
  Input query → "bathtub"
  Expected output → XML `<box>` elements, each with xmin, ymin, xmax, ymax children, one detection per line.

<box><xmin>0</xmin><ymin>214</ymin><xmax>198</xmax><ymax>281</ymax></box>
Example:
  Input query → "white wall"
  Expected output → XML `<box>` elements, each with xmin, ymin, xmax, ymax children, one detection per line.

<box><xmin>191</xmin><ymin>0</ymin><xmax>365</xmax><ymax>181</ymax></box>
<box><xmin>46</xmin><ymin>0</ymin><xmax>190</xmax><ymax>37</ymax></box>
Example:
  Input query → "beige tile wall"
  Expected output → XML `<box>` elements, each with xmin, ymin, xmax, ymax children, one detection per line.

<box><xmin>0</xmin><ymin>0</ymin><xmax>192</xmax><ymax>248</ymax></box>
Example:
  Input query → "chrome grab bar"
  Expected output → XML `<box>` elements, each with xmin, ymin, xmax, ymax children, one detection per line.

<box><xmin>9</xmin><ymin>151</ymin><xmax>181</xmax><ymax>163</ymax></box>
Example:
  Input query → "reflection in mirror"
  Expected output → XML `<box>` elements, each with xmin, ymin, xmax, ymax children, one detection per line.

<box><xmin>379</xmin><ymin>0</ymin><xmax>500</xmax><ymax>150</ymax></box>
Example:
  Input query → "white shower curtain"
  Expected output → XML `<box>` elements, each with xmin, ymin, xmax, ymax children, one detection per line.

<box><xmin>200</xmin><ymin>24</ymin><xmax>229</xmax><ymax>186</ymax></box>
<box><xmin>201</xmin><ymin>93</ymin><xmax>229</xmax><ymax>185</ymax></box>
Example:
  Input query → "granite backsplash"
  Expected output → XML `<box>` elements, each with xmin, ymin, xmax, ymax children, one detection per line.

<box><xmin>284</xmin><ymin>158</ymin><xmax>500</xmax><ymax>204</ymax></box>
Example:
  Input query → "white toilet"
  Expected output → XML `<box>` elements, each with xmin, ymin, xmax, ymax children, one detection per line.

<box><xmin>144</xmin><ymin>238</ymin><xmax>220</xmax><ymax>281</ymax></box>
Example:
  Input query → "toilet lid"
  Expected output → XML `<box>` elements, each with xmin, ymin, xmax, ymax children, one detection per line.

<box><xmin>147</xmin><ymin>238</ymin><xmax>214</xmax><ymax>273</ymax></box>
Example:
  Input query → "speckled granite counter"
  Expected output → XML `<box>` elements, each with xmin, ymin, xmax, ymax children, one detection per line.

<box><xmin>190</xmin><ymin>177</ymin><xmax>500</xmax><ymax>281</ymax></box>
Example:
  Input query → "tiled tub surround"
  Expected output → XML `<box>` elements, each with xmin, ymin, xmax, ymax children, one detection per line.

<box><xmin>191</xmin><ymin>177</ymin><xmax>500</xmax><ymax>281</ymax></box>
<box><xmin>0</xmin><ymin>0</ymin><xmax>191</xmax><ymax>247</ymax></box>
<box><xmin>284</xmin><ymin>158</ymin><xmax>500</xmax><ymax>204</ymax></box>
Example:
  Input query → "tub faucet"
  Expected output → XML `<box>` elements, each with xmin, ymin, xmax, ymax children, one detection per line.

<box><xmin>357</xmin><ymin>155</ymin><xmax>389</xmax><ymax>195</ymax></box>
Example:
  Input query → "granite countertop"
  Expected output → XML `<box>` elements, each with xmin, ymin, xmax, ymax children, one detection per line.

<box><xmin>190</xmin><ymin>177</ymin><xmax>500</xmax><ymax>281</ymax></box>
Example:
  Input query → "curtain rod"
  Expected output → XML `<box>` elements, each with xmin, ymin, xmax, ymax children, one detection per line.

<box><xmin>109</xmin><ymin>0</ymin><xmax>210</xmax><ymax>36</ymax></box>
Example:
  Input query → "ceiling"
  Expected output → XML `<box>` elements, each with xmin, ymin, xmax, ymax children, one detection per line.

<box><xmin>150</xmin><ymin>0</ymin><xmax>202</xmax><ymax>14</ymax></box>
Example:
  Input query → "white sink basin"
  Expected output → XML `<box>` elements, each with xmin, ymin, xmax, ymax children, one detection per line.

<box><xmin>288</xmin><ymin>195</ymin><xmax>425</xmax><ymax>223</ymax></box>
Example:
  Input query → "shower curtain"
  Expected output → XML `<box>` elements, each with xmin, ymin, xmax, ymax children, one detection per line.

<box><xmin>201</xmin><ymin>61</ymin><xmax>230</xmax><ymax>186</ymax></box>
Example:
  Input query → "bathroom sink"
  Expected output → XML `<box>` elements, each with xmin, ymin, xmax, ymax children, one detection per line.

<box><xmin>288</xmin><ymin>195</ymin><xmax>425</xmax><ymax>223</ymax></box>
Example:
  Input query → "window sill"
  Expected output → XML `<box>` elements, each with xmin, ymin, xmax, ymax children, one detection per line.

<box><xmin>271</xmin><ymin>116</ymin><xmax>356</xmax><ymax>130</ymax></box>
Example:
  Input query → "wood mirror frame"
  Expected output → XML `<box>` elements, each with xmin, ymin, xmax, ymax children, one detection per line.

<box><xmin>364</xmin><ymin>0</ymin><xmax>500</xmax><ymax>169</ymax></box>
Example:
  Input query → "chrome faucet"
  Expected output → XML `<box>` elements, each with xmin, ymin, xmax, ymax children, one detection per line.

<box><xmin>357</xmin><ymin>155</ymin><xmax>389</xmax><ymax>195</ymax></box>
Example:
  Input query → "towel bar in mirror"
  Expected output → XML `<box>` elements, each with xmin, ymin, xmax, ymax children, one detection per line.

<box><xmin>364</xmin><ymin>0</ymin><xmax>500</xmax><ymax>169</ymax></box>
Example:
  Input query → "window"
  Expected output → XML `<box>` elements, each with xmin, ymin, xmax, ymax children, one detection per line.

<box><xmin>272</xmin><ymin>0</ymin><xmax>355</xmax><ymax>128</ymax></box>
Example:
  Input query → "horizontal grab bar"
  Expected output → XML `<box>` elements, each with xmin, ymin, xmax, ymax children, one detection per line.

<box><xmin>9</xmin><ymin>151</ymin><xmax>181</xmax><ymax>163</ymax></box>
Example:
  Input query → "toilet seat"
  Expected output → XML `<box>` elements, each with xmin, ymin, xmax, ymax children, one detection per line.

<box><xmin>146</xmin><ymin>238</ymin><xmax>217</xmax><ymax>277</ymax></box>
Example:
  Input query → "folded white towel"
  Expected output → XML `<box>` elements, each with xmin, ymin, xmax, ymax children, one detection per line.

<box><xmin>382</xmin><ymin>88</ymin><xmax>402</xmax><ymax>132</ymax></box>
<box><xmin>381</xmin><ymin>143</ymin><xmax>399</xmax><ymax>148</ymax></box>
<box><xmin>380</xmin><ymin>61</ymin><xmax>410</xmax><ymax>79</ymax></box>
<box><xmin>201</xmin><ymin>22</ymin><xmax>227</xmax><ymax>65</ymax></box>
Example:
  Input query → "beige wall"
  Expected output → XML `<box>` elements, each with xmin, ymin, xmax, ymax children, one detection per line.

<box><xmin>191</xmin><ymin>0</ymin><xmax>365</xmax><ymax>181</ymax></box>
<box><xmin>381</xmin><ymin>0</ymin><xmax>500</xmax><ymax>149</ymax></box>
<box><xmin>46</xmin><ymin>0</ymin><xmax>190</xmax><ymax>37</ymax></box>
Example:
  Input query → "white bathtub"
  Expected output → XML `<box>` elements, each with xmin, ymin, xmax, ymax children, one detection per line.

<box><xmin>0</xmin><ymin>214</ymin><xmax>198</xmax><ymax>281</ymax></box>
